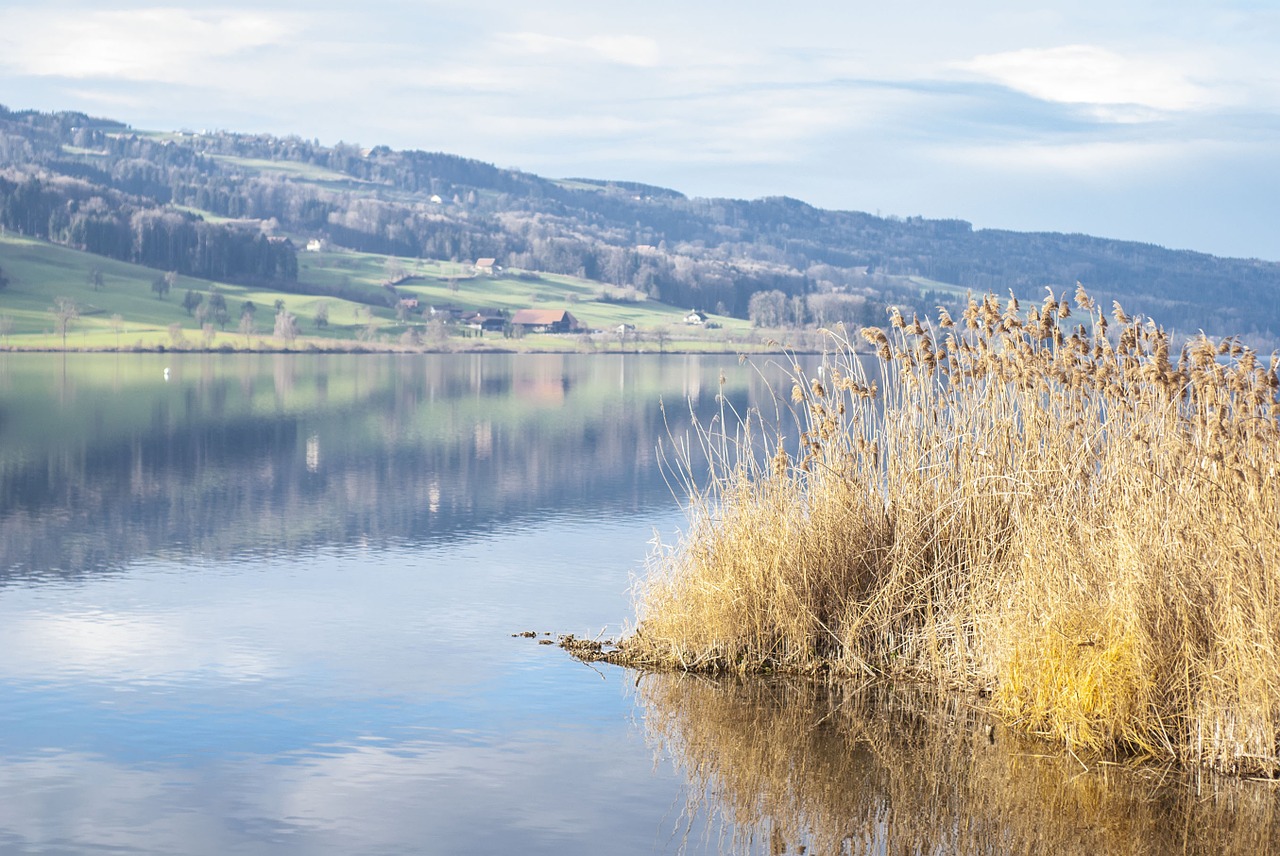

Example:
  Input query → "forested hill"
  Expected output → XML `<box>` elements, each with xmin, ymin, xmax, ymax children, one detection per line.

<box><xmin>1</xmin><ymin>104</ymin><xmax>1277</xmax><ymax>343</ymax></box>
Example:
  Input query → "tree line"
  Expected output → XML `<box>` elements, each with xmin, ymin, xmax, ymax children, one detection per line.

<box><xmin>0</xmin><ymin>171</ymin><xmax>297</xmax><ymax>283</ymax></box>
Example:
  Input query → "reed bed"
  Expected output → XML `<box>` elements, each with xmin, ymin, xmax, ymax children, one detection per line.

<box><xmin>617</xmin><ymin>286</ymin><xmax>1280</xmax><ymax>774</ymax></box>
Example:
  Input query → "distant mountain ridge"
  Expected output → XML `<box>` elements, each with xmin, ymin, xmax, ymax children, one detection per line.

<box><xmin>1</xmin><ymin>104</ymin><xmax>1276</xmax><ymax>344</ymax></box>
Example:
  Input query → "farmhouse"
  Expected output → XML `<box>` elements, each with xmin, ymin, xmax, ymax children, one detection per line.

<box><xmin>428</xmin><ymin>304</ymin><xmax>466</xmax><ymax>322</ymax></box>
<box><xmin>464</xmin><ymin>312</ymin><xmax>508</xmax><ymax>333</ymax></box>
<box><xmin>474</xmin><ymin>257</ymin><xmax>497</xmax><ymax>274</ymax></box>
<box><xmin>684</xmin><ymin>310</ymin><xmax>708</xmax><ymax>325</ymax></box>
<box><xmin>511</xmin><ymin>308</ymin><xmax>581</xmax><ymax>333</ymax></box>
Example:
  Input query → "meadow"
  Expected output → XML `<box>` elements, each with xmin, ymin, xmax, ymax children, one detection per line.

<box><xmin>0</xmin><ymin>233</ymin><xmax>753</xmax><ymax>352</ymax></box>
<box><xmin>607</xmin><ymin>287</ymin><xmax>1280</xmax><ymax>776</ymax></box>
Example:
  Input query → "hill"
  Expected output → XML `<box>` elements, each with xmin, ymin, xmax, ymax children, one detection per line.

<box><xmin>1</xmin><ymin>104</ymin><xmax>1278</xmax><ymax>349</ymax></box>
<box><xmin>0</xmin><ymin>232</ymin><xmax>751</xmax><ymax>351</ymax></box>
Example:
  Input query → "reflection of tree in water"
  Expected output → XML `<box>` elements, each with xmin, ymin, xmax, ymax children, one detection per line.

<box><xmin>0</xmin><ymin>355</ymin><xmax>788</xmax><ymax>581</ymax></box>
<box><xmin>638</xmin><ymin>674</ymin><xmax>1280</xmax><ymax>855</ymax></box>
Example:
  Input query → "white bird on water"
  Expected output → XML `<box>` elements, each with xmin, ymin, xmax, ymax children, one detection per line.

<box><xmin>163</xmin><ymin>367</ymin><xmax>170</xmax><ymax>381</ymax></box>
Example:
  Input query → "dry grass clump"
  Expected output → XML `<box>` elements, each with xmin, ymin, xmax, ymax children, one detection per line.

<box><xmin>619</xmin><ymin>287</ymin><xmax>1280</xmax><ymax>774</ymax></box>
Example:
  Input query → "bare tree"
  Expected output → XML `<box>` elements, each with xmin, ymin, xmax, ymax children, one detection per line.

<box><xmin>356</xmin><ymin>317</ymin><xmax>378</xmax><ymax>342</ymax></box>
<box><xmin>273</xmin><ymin>310</ymin><xmax>299</xmax><ymax>343</ymax></box>
<box><xmin>424</xmin><ymin>317</ymin><xmax>449</xmax><ymax>350</ymax></box>
<box><xmin>239</xmin><ymin>312</ymin><xmax>255</xmax><ymax>346</ymax></box>
<box><xmin>384</xmin><ymin>256</ymin><xmax>407</xmax><ymax>283</ymax></box>
<box><xmin>748</xmin><ymin>290</ymin><xmax>787</xmax><ymax>328</ymax></box>
<box><xmin>51</xmin><ymin>297</ymin><xmax>78</xmax><ymax>350</ymax></box>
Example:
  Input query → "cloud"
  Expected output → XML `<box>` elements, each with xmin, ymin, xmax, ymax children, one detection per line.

<box><xmin>498</xmin><ymin>32</ymin><xmax>662</xmax><ymax>67</ymax></box>
<box><xmin>941</xmin><ymin>139</ymin><xmax>1181</xmax><ymax>174</ymax></box>
<box><xmin>957</xmin><ymin>44</ymin><xmax>1212</xmax><ymax>113</ymax></box>
<box><xmin>0</xmin><ymin>7</ymin><xmax>298</xmax><ymax>81</ymax></box>
<box><xmin>0</xmin><ymin>612</ymin><xmax>280</xmax><ymax>682</ymax></box>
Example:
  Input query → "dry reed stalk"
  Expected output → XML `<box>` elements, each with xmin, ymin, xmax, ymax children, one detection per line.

<box><xmin>613</xmin><ymin>288</ymin><xmax>1280</xmax><ymax>775</ymax></box>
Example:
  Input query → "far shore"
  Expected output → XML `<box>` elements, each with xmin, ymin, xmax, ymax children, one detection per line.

<box><xmin>0</xmin><ymin>334</ymin><xmax>827</xmax><ymax>357</ymax></box>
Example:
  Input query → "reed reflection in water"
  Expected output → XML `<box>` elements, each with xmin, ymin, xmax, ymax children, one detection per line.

<box><xmin>637</xmin><ymin>675</ymin><xmax>1280</xmax><ymax>855</ymax></box>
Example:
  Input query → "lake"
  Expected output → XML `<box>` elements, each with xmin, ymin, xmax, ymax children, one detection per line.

<box><xmin>0</xmin><ymin>353</ymin><xmax>1276</xmax><ymax>855</ymax></box>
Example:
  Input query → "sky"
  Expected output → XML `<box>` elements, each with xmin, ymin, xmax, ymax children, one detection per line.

<box><xmin>0</xmin><ymin>1</ymin><xmax>1278</xmax><ymax>260</ymax></box>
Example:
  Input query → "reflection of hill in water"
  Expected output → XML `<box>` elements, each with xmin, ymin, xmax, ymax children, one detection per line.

<box><xmin>0</xmin><ymin>353</ymin><xmax>792</xmax><ymax>579</ymax></box>
<box><xmin>640</xmin><ymin>675</ymin><xmax>1280</xmax><ymax>855</ymax></box>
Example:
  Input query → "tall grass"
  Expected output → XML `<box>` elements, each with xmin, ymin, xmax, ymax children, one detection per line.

<box><xmin>618</xmin><ymin>287</ymin><xmax>1280</xmax><ymax>774</ymax></box>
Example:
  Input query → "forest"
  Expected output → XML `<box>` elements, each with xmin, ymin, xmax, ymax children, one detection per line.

<box><xmin>1</xmin><ymin>104</ymin><xmax>1277</xmax><ymax>343</ymax></box>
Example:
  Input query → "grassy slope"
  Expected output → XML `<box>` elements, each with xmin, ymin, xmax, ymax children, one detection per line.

<box><xmin>0</xmin><ymin>233</ymin><xmax>753</xmax><ymax>351</ymax></box>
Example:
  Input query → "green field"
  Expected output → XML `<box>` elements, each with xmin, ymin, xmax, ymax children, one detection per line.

<box><xmin>0</xmin><ymin>233</ymin><xmax>758</xmax><ymax>352</ymax></box>
<box><xmin>206</xmin><ymin>154</ymin><xmax>370</xmax><ymax>189</ymax></box>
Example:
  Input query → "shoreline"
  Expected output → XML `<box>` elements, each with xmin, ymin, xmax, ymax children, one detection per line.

<box><xmin>0</xmin><ymin>340</ymin><xmax>821</xmax><ymax>356</ymax></box>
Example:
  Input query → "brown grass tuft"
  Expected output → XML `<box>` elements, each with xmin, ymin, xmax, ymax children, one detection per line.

<box><xmin>615</xmin><ymin>289</ymin><xmax>1280</xmax><ymax>775</ymax></box>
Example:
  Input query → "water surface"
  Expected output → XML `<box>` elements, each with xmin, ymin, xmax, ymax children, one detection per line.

<box><xmin>0</xmin><ymin>353</ymin><xmax>1275</xmax><ymax>855</ymax></box>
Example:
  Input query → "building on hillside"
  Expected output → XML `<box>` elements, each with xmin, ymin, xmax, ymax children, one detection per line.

<box><xmin>474</xmin><ymin>258</ymin><xmax>497</xmax><ymax>274</ymax></box>
<box><xmin>428</xmin><ymin>304</ymin><xmax>466</xmax><ymax>322</ymax></box>
<box><xmin>511</xmin><ymin>308</ymin><xmax>581</xmax><ymax>334</ymax></box>
<box><xmin>684</xmin><ymin>310</ymin><xmax>708</xmax><ymax>325</ymax></box>
<box><xmin>463</xmin><ymin>312</ymin><xmax>508</xmax><ymax>333</ymax></box>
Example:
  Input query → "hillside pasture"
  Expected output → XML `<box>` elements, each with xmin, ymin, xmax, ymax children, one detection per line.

<box><xmin>1</xmin><ymin>235</ymin><xmax>757</xmax><ymax>352</ymax></box>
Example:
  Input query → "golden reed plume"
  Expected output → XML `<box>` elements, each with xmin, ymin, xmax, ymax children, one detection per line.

<box><xmin>597</xmin><ymin>288</ymin><xmax>1280</xmax><ymax>776</ymax></box>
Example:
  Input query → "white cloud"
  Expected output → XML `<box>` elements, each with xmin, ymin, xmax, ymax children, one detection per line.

<box><xmin>498</xmin><ymin>32</ymin><xmax>662</xmax><ymax>67</ymax></box>
<box><xmin>0</xmin><ymin>612</ymin><xmax>280</xmax><ymax>682</ymax></box>
<box><xmin>0</xmin><ymin>7</ymin><xmax>298</xmax><ymax>81</ymax></box>
<box><xmin>957</xmin><ymin>44</ymin><xmax>1212</xmax><ymax>113</ymax></box>
<box><xmin>936</xmin><ymin>136</ymin><xmax>1245</xmax><ymax>176</ymax></box>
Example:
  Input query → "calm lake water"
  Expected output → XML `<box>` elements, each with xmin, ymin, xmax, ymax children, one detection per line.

<box><xmin>1</xmin><ymin>352</ymin><xmax>1277</xmax><ymax>855</ymax></box>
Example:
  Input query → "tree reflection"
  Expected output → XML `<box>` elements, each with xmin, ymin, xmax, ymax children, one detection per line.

<box><xmin>0</xmin><ymin>354</ymin><xmax>791</xmax><ymax>581</ymax></box>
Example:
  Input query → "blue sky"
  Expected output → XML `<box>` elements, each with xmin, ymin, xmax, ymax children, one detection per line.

<box><xmin>1</xmin><ymin>1</ymin><xmax>1278</xmax><ymax>260</ymax></box>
